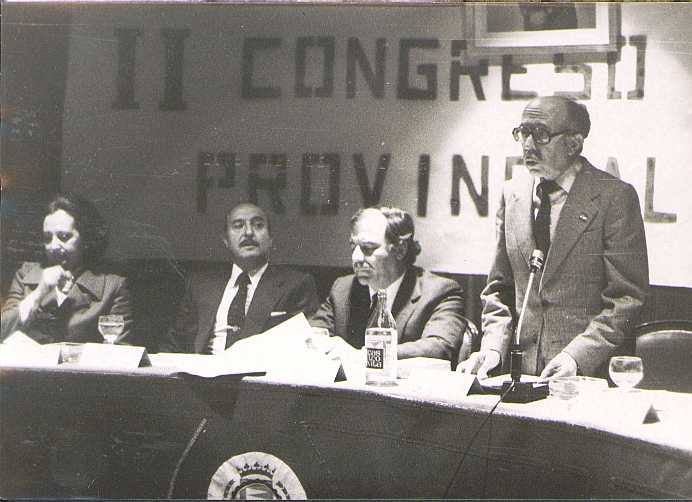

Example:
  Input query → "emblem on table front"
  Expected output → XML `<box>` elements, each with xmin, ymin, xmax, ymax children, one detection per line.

<box><xmin>207</xmin><ymin>451</ymin><xmax>307</xmax><ymax>499</ymax></box>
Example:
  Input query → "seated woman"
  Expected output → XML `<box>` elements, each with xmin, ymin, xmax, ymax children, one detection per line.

<box><xmin>1</xmin><ymin>193</ymin><xmax>133</xmax><ymax>344</ymax></box>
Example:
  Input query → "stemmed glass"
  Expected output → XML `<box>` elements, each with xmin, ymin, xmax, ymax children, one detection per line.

<box><xmin>98</xmin><ymin>315</ymin><xmax>125</xmax><ymax>344</ymax></box>
<box><xmin>608</xmin><ymin>356</ymin><xmax>644</xmax><ymax>390</ymax></box>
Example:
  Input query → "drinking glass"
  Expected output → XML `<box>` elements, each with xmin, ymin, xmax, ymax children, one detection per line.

<box><xmin>59</xmin><ymin>343</ymin><xmax>82</xmax><ymax>364</ymax></box>
<box><xmin>98</xmin><ymin>315</ymin><xmax>125</xmax><ymax>344</ymax></box>
<box><xmin>609</xmin><ymin>356</ymin><xmax>644</xmax><ymax>390</ymax></box>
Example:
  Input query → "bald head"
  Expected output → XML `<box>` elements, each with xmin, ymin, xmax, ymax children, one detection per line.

<box><xmin>523</xmin><ymin>96</ymin><xmax>590</xmax><ymax>138</ymax></box>
<box><xmin>518</xmin><ymin>96</ymin><xmax>590</xmax><ymax>180</ymax></box>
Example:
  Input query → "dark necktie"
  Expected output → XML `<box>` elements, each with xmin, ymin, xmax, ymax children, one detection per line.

<box><xmin>368</xmin><ymin>293</ymin><xmax>378</xmax><ymax>319</ymax></box>
<box><xmin>533</xmin><ymin>178</ymin><xmax>560</xmax><ymax>257</ymax></box>
<box><xmin>351</xmin><ymin>291</ymin><xmax>378</xmax><ymax>349</ymax></box>
<box><xmin>225</xmin><ymin>272</ymin><xmax>251</xmax><ymax>348</ymax></box>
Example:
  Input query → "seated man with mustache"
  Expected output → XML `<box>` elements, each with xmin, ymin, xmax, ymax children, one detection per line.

<box><xmin>161</xmin><ymin>203</ymin><xmax>319</xmax><ymax>354</ymax></box>
<box><xmin>310</xmin><ymin>206</ymin><xmax>475</xmax><ymax>365</ymax></box>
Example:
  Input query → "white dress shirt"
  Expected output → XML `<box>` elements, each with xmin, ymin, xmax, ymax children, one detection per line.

<box><xmin>532</xmin><ymin>160</ymin><xmax>582</xmax><ymax>242</ymax></box>
<box><xmin>368</xmin><ymin>272</ymin><xmax>406</xmax><ymax>313</ymax></box>
<box><xmin>210</xmin><ymin>262</ymin><xmax>268</xmax><ymax>353</ymax></box>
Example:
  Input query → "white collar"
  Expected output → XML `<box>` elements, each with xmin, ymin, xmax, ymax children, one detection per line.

<box><xmin>230</xmin><ymin>262</ymin><xmax>268</xmax><ymax>287</ymax></box>
<box><xmin>369</xmin><ymin>272</ymin><xmax>406</xmax><ymax>312</ymax></box>
<box><xmin>534</xmin><ymin>158</ymin><xmax>582</xmax><ymax>195</ymax></box>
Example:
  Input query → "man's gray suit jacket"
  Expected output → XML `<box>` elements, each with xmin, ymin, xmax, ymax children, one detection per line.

<box><xmin>310</xmin><ymin>266</ymin><xmax>473</xmax><ymax>363</ymax></box>
<box><xmin>480</xmin><ymin>158</ymin><xmax>649</xmax><ymax>376</ymax></box>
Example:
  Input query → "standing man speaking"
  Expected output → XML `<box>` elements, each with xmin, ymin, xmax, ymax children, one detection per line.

<box><xmin>461</xmin><ymin>96</ymin><xmax>649</xmax><ymax>379</ymax></box>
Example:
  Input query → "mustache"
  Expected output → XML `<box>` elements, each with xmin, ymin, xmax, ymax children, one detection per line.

<box><xmin>240</xmin><ymin>238</ymin><xmax>259</xmax><ymax>246</ymax></box>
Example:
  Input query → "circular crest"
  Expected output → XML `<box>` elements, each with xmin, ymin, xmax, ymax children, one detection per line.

<box><xmin>207</xmin><ymin>451</ymin><xmax>307</xmax><ymax>500</ymax></box>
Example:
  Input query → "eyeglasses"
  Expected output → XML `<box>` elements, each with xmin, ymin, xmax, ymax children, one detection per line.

<box><xmin>512</xmin><ymin>124</ymin><xmax>572</xmax><ymax>145</ymax></box>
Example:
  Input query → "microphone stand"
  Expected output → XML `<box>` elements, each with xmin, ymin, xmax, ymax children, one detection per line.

<box><xmin>501</xmin><ymin>249</ymin><xmax>549</xmax><ymax>403</ymax></box>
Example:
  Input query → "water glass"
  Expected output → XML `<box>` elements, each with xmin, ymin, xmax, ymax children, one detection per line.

<box><xmin>98</xmin><ymin>315</ymin><xmax>125</xmax><ymax>344</ymax></box>
<box><xmin>59</xmin><ymin>343</ymin><xmax>82</xmax><ymax>364</ymax></box>
<box><xmin>609</xmin><ymin>356</ymin><xmax>644</xmax><ymax>390</ymax></box>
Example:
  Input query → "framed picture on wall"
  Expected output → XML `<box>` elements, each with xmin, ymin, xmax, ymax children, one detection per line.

<box><xmin>464</xmin><ymin>2</ymin><xmax>619</xmax><ymax>56</ymax></box>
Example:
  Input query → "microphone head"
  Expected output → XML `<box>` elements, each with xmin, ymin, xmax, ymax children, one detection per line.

<box><xmin>529</xmin><ymin>249</ymin><xmax>545</xmax><ymax>272</ymax></box>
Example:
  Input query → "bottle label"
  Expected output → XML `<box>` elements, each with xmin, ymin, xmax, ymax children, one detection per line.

<box><xmin>364</xmin><ymin>327</ymin><xmax>397</xmax><ymax>385</ymax></box>
<box><xmin>366</xmin><ymin>347</ymin><xmax>384</xmax><ymax>369</ymax></box>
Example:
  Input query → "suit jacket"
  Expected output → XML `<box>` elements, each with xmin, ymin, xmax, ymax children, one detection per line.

<box><xmin>480</xmin><ymin>159</ymin><xmax>649</xmax><ymax>376</ymax></box>
<box><xmin>162</xmin><ymin>264</ymin><xmax>319</xmax><ymax>354</ymax></box>
<box><xmin>310</xmin><ymin>267</ymin><xmax>472</xmax><ymax>362</ymax></box>
<box><xmin>1</xmin><ymin>262</ymin><xmax>133</xmax><ymax>344</ymax></box>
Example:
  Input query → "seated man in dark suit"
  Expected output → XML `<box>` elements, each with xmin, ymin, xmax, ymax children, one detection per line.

<box><xmin>310</xmin><ymin>206</ymin><xmax>473</xmax><ymax>363</ymax></box>
<box><xmin>161</xmin><ymin>203</ymin><xmax>319</xmax><ymax>354</ymax></box>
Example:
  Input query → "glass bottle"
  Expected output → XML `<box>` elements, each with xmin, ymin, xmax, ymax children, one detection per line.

<box><xmin>364</xmin><ymin>289</ymin><xmax>398</xmax><ymax>386</ymax></box>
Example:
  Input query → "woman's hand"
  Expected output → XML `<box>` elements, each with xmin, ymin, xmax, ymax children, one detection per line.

<box><xmin>36</xmin><ymin>265</ymin><xmax>74</xmax><ymax>298</ymax></box>
<box><xmin>18</xmin><ymin>266</ymin><xmax>74</xmax><ymax>325</ymax></box>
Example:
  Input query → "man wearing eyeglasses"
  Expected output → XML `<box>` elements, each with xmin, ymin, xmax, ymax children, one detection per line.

<box><xmin>160</xmin><ymin>202</ymin><xmax>319</xmax><ymax>354</ymax></box>
<box><xmin>460</xmin><ymin>96</ymin><xmax>649</xmax><ymax>379</ymax></box>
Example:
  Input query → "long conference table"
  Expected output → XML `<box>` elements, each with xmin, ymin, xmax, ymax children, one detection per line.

<box><xmin>1</xmin><ymin>358</ymin><xmax>691</xmax><ymax>499</ymax></box>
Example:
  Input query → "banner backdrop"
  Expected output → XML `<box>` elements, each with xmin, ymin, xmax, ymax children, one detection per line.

<box><xmin>60</xmin><ymin>4</ymin><xmax>692</xmax><ymax>287</ymax></box>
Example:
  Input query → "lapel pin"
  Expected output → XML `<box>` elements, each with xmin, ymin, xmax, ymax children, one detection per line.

<box><xmin>578</xmin><ymin>213</ymin><xmax>588</xmax><ymax>222</ymax></box>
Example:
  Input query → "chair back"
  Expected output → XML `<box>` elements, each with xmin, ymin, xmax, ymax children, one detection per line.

<box><xmin>634</xmin><ymin>320</ymin><xmax>692</xmax><ymax>393</ymax></box>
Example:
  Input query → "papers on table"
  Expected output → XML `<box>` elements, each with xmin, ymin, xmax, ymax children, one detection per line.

<box><xmin>1</xmin><ymin>331</ymin><xmax>150</xmax><ymax>371</ymax></box>
<box><xmin>0</xmin><ymin>331</ymin><xmax>61</xmax><ymax>366</ymax></box>
<box><xmin>152</xmin><ymin>313</ymin><xmax>343</xmax><ymax>384</ymax></box>
<box><xmin>392</xmin><ymin>369</ymin><xmax>480</xmax><ymax>403</ymax></box>
<box><xmin>77</xmin><ymin>343</ymin><xmax>151</xmax><ymax>370</ymax></box>
<box><xmin>576</xmin><ymin>388</ymin><xmax>659</xmax><ymax>426</ymax></box>
<box><xmin>148</xmin><ymin>352</ymin><xmax>265</xmax><ymax>378</ymax></box>
<box><xmin>0</xmin><ymin>316</ymin><xmax>341</xmax><ymax>382</ymax></box>
<box><xmin>397</xmin><ymin>356</ymin><xmax>450</xmax><ymax>378</ymax></box>
<box><xmin>2</xmin><ymin>331</ymin><xmax>40</xmax><ymax>348</ymax></box>
<box><xmin>219</xmin><ymin>313</ymin><xmax>343</xmax><ymax>384</ymax></box>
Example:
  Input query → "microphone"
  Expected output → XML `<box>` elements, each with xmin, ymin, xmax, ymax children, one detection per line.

<box><xmin>501</xmin><ymin>249</ymin><xmax>549</xmax><ymax>403</ymax></box>
<box><xmin>528</xmin><ymin>249</ymin><xmax>544</xmax><ymax>274</ymax></box>
<box><xmin>512</xmin><ymin>249</ymin><xmax>544</xmax><ymax>348</ymax></box>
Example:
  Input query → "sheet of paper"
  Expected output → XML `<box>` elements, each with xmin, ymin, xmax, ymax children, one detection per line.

<box><xmin>149</xmin><ymin>352</ymin><xmax>265</xmax><ymax>377</ymax></box>
<box><xmin>398</xmin><ymin>357</ymin><xmax>451</xmax><ymax>379</ymax></box>
<box><xmin>1</xmin><ymin>330</ymin><xmax>41</xmax><ymax>348</ymax></box>
<box><xmin>576</xmin><ymin>388</ymin><xmax>659</xmax><ymax>426</ymax></box>
<box><xmin>151</xmin><ymin>314</ymin><xmax>338</xmax><ymax>381</ymax></box>
<box><xmin>392</xmin><ymin>371</ymin><xmax>478</xmax><ymax>402</ymax></box>
<box><xmin>77</xmin><ymin>343</ymin><xmax>150</xmax><ymax>370</ymax></box>
<box><xmin>219</xmin><ymin>313</ymin><xmax>343</xmax><ymax>384</ymax></box>
<box><xmin>0</xmin><ymin>332</ymin><xmax>60</xmax><ymax>367</ymax></box>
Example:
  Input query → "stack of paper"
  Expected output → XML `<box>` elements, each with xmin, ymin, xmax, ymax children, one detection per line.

<box><xmin>219</xmin><ymin>314</ymin><xmax>342</xmax><ymax>384</ymax></box>
<box><xmin>152</xmin><ymin>314</ymin><xmax>342</xmax><ymax>384</ymax></box>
